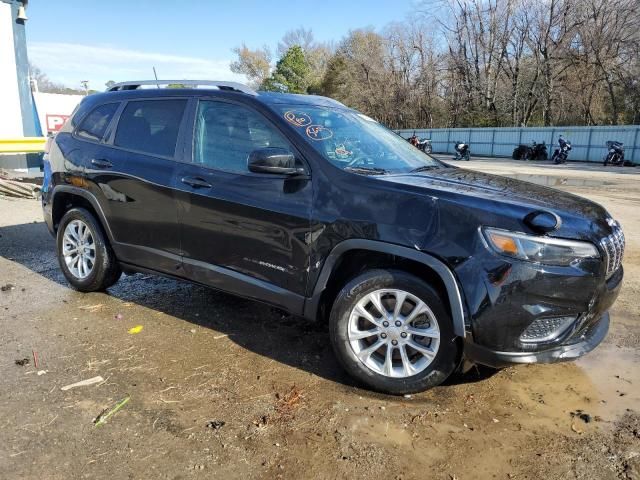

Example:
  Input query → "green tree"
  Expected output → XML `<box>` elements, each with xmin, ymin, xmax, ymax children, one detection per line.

<box><xmin>262</xmin><ymin>45</ymin><xmax>310</xmax><ymax>94</ymax></box>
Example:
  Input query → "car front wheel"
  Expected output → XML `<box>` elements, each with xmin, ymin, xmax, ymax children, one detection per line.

<box><xmin>329</xmin><ymin>269</ymin><xmax>460</xmax><ymax>395</ymax></box>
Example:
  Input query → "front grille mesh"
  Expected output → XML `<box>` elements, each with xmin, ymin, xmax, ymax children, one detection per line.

<box><xmin>601</xmin><ymin>224</ymin><xmax>625</xmax><ymax>279</ymax></box>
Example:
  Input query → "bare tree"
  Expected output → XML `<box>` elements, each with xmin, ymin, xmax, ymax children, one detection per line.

<box><xmin>229</xmin><ymin>44</ymin><xmax>272</xmax><ymax>88</ymax></box>
<box><xmin>231</xmin><ymin>0</ymin><xmax>640</xmax><ymax>128</ymax></box>
<box><xmin>571</xmin><ymin>0</ymin><xmax>639</xmax><ymax>124</ymax></box>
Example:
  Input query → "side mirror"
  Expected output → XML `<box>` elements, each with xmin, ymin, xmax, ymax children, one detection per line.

<box><xmin>248</xmin><ymin>147</ymin><xmax>304</xmax><ymax>175</ymax></box>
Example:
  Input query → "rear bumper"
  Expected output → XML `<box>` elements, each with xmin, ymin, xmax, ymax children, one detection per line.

<box><xmin>464</xmin><ymin>311</ymin><xmax>610</xmax><ymax>368</ymax></box>
<box><xmin>42</xmin><ymin>196</ymin><xmax>55</xmax><ymax>236</ymax></box>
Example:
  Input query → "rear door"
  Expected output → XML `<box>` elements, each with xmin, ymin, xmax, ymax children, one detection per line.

<box><xmin>174</xmin><ymin>98</ymin><xmax>313</xmax><ymax>312</ymax></box>
<box><xmin>82</xmin><ymin>97</ymin><xmax>189</xmax><ymax>274</ymax></box>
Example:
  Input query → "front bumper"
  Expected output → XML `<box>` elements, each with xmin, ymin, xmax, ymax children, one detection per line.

<box><xmin>464</xmin><ymin>311</ymin><xmax>610</xmax><ymax>368</ymax></box>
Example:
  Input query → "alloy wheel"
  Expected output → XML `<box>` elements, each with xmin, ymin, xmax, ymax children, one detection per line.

<box><xmin>62</xmin><ymin>219</ymin><xmax>96</xmax><ymax>279</ymax></box>
<box><xmin>347</xmin><ymin>289</ymin><xmax>440</xmax><ymax>378</ymax></box>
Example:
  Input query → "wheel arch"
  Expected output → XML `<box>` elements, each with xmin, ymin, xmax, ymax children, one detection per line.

<box><xmin>51</xmin><ymin>186</ymin><xmax>114</xmax><ymax>242</ymax></box>
<box><xmin>304</xmin><ymin>239</ymin><xmax>467</xmax><ymax>337</ymax></box>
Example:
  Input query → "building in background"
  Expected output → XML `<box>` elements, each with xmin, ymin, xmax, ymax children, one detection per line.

<box><xmin>0</xmin><ymin>0</ymin><xmax>83</xmax><ymax>177</ymax></box>
<box><xmin>33</xmin><ymin>91</ymin><xmax>83</xmax><ymax>135</ymax></box>
<box><xmin>0</xmin><ymin>0</ymin><xmax>35</xmax><ymax>137</ymax></box>
<box><xmin>0</xmin><ymin>0</ymin><xmax>40</xmax><ymax>175</ymax></box>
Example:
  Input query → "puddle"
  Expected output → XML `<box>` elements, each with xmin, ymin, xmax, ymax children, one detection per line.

<box><xmin>503</xmin><ymin>344</ymin><xmax>639</xmax><ymax>434</ymax></box>
<box><xmin>574</xmin><ymin>344</ymin><xmax>639</xmax><ymax>418</ymax></box>
<box><xmin>511</xmin><ymin>174</ymin><xmax>614</xmax><ymax>187</ymax></box>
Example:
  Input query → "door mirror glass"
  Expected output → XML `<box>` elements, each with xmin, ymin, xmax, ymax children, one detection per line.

<box><xmin>248</xmin><ymin>147</ymin><xmax>303</xmax><ymax>175</ymax></box>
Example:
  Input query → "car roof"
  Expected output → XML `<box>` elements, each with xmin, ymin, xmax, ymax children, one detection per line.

<box><xmin>256</xmin><ymin>92</ymin><xmax>346</xmax><ymax>109</ymax></box>
<box><xmin>86</xmin><ymin>87</ymin><xmax>347</xmax><ymax>110</ymax></box>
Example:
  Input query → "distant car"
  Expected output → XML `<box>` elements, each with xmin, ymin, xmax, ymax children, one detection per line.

<box><xmin>42</xmin><ymin>80</ymin><xmax>624</xmax><ymax>394</ymax></box>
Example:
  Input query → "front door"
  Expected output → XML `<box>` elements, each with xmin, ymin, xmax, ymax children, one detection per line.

<box><xmin>175</xmin><ymin>99</ymin><xmax>313</xmax><ymax>313</ymax></box>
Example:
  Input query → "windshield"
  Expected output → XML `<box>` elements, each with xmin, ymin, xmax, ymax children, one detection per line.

<box><xmin>272</xmin><ymin>105</ymin><xmax>443</xmax><ymax>174</ymax></box>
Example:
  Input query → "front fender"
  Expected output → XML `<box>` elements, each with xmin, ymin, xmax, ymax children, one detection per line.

<box><xmin>303</xmin><ymin>239</ymin><xmax>467</xmax><ymax>337</ymax></box>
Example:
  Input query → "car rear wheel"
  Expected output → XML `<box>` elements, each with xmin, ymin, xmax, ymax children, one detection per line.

<box><xmin>329</xmin><ymin>269</ymin><xmax>460</xmax><ymax>395</ymax></box>
<box><xmin>57</xmin><ymin>208</ymin><xmax>121</xmax><ymax>292</ymax></box>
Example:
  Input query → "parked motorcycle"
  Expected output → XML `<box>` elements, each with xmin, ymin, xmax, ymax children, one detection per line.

<box><xmin>603</xmin><ymin>140</ymin><xmax>625</xmax><ymax>166</ymax></box>
<box><xmin>551</xmin><ymin>136</ymin><xmax>571</xmax><ymax>164</ymax></box>
<box><xmin>407</xmin><ymin>132</ymin><xmax>433</xmax><ymax>154</ymax></box>
<box><xmin>453</xmin><ymin>141</ymin><xmax>471</xmax><ymax>161</ymax></box>
<box><xmin>512</xmin><ymin>141</ymin><xmax>548</xmax><ymax>161</ymax></box>
<box><xmin>417</xmin><ymin>138</ymin><xmax>432</xmax><ymax>154</ymax></box>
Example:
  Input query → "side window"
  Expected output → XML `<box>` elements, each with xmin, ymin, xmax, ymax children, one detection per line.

<box><xmin>76</xmin><ymin>103</ymin><xmax>119</xmax><ymax>142</ymax></box>
<box><xmin>114</xmin><ymin>99</ymin><xmax>187</xmax><ymax>157</ymax></box>
<box><xmin>194</xmin><ymin>101</ymin><xmax>292</xmax><ymax>172</ymax></box>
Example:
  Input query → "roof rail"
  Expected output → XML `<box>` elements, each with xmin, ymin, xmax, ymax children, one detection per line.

<box><xmin>106</xmin><ymin>80</ymin><xmax>257</xmax><ymax>95</ymax></box>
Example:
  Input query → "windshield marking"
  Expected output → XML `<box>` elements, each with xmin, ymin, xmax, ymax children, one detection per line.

<box><xmin>283</xmin><ymin>110</ymin><xmax>312</xmax><ymax>127</ymax></box>
<box><xmin>275</xmin><ymin>104</ymin><xmax>441</xmax><ymax>174</ymax></box>
<box><xmin>335</xmin><ymin>145</ymin><xmax>352</xmax><ymax>158</ymax></box>
<box><xmin>306</xmin><ymin>125</ymin><xmax>333</xmax><ymax>141</ymax></box>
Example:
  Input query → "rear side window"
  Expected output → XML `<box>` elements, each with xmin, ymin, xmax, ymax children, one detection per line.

<box><xmin>76</xmin><ymin>103</ymin><xmax>119</xmax><ymax>141</ymax></box>
<box><xmin>114</xmin><ymin>99</ymin><xmax>187</xmax><ymax>157</ymax></box>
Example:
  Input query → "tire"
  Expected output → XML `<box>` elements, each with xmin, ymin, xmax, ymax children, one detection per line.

<box><xmin>512</xmin><ymin>148</ymin><xmax>520</xmax><ymax>160</ymax></box>
<box><xmin>329</xmin><ymin>269</ymin><xmax>461</xmax><ymax>395</ymax></box>
<box><xmin>56</xmin><ymin>208</ymin><xmax>121</xmax><ymax>292</ymax></box>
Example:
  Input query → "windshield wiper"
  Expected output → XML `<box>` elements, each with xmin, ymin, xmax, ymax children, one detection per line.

<box><xmin>410</xmin><ymin>165</ymin><xmax>441</xmax><ymax>173</ymax></box>
<box><xmin>344</xmin><ymin>166</ymin><xmax>388</xmax><ymax>175</ymax></box>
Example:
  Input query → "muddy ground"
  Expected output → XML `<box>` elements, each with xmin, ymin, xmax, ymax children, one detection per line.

<box><xmin>0</xmin><ymin>158</ymin><xmax>638</xmax><ymax>480</ymax></box>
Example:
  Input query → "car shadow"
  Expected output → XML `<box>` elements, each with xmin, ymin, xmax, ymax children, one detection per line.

<box><xmin>0</xmin><ymin>220</ymin><xmax>499</xmax><ymax>394</ymax></box>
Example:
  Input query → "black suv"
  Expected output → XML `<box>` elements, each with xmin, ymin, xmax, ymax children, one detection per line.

<box><xmin>42</xmin><ymin>80</ymin><xmax>624</xmax><ymax>394</ymax></box>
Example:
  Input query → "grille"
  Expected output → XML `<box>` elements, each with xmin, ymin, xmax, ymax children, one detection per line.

<box><xmin>520</xmin><ymin>316</ymin><xmax>576</xmax><ymax>343</ymax></box>
<box><xmin>601</xmin><ymin>223</ymin><xmax>625</xmax><ymax>279</ymax></box>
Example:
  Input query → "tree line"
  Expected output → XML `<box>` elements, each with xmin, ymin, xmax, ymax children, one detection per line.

<box><xmin>231</xmin><ymin>0</ymin><xmax>639</xmax><ymax>129</ymax></box>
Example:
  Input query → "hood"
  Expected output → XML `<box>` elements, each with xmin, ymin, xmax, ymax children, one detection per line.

<box><xmin>377</xmin><ymin>167</ymin><xmax>612</xmax><ymax>239</ymax></box>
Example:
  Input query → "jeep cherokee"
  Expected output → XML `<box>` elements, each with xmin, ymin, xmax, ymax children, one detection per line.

<box><xmin>42</xmin><ymin>80</ymin><xmax>625</xmax><ymax>394</ymax></box>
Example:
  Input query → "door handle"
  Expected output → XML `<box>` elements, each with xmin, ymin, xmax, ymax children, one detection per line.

<box><xmin>91</xmin><ymin>158</ymin><xmax>113</xmax><ymax>169</ymax></box>
<box><xmin>181</xmin><ymin>176</ymin><xmax>212</xmax><ymax>189</ymax></box>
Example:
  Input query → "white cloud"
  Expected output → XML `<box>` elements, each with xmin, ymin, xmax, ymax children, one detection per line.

<box><xmin>28</xmin><ymin>42</ymin><xmax>245</xmax><ymax>91</ymax></box>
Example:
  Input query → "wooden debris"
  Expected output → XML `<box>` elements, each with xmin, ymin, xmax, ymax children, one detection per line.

<box><xmin>0</xmin><ymin>177</ymin><xmax>40</xmax><ymax>199</ymax></box>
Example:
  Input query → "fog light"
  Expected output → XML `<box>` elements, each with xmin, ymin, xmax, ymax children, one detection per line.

<box><xmin>520</xmin><ymin>316</ymin><xmax>576</xmax><ymax>343</ymax></box>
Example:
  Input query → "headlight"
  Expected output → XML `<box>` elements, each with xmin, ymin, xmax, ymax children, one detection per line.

<box><xmin>483</xmin><ymin>227</ymin><xmax>599</xmax><ymax>266</ymax></box>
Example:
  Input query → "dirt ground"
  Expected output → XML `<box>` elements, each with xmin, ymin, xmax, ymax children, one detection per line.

<box><xmin>0</xmin><ymin>158</ymin><xmax>638</xmax><ymax>480</ymax></box>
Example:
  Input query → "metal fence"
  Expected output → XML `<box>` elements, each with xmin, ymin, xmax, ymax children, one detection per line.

<box><xmin>398</xmin><ymin>125</ymin><xmax>640</xmax><ymax>165</ymax></box>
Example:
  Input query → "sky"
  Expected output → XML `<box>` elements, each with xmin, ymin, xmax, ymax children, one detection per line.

<box><xmin>25</xmin><ymin>0</ymin><xmax>418</xmax><ymax>91</ymax></box>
